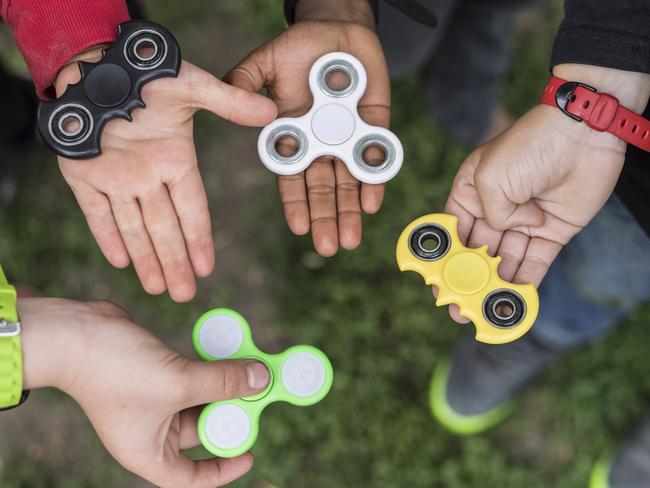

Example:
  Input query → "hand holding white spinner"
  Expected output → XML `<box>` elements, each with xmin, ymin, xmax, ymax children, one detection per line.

<box><xmin>257</xmin><ymin>52</ymin><xmax>403</xmax><ymax>185</ymax></box>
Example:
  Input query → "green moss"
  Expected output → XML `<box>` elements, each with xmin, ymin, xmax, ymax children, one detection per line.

<box><xmin>3</xmin><ymin>1</ymin><xmax>650</xmax><ymax>487</ymax></box>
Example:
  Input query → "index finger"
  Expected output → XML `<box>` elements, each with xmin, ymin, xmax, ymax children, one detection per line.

<box><xmin>150</xmin><ymin>453</ymin><xmax>253</xmax><ymax>488</ymax></box>
<box><xmin>513</xmin><ymin>237</ymin><xmax>563</xmax><ymax>287</ymax></box>
<box><xmin>444</xmin><ymin>195</ymin><xmax>476</xmax><ymax>245</ymax></box>
<box><xmin>348</xmin><ymin>32</ymin><xmax>391</xmax><ymax>129</ymax></box>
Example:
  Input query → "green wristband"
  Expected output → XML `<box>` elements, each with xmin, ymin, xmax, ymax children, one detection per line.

<box><xmin>0</xmin><ymin>265</ymin><xmax>24</xmax><ymax>410</ymax></box>
<box><xmin>193</xmin><ymin>308</ymin><xmax>334</xmax><ymax>458</ymax></box>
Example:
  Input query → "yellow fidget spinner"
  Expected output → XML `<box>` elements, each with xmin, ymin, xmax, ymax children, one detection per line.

<box><xmin>396</xmin><ymin>213</ymin><xmax>539</xmax><ymax>344</ymax></box>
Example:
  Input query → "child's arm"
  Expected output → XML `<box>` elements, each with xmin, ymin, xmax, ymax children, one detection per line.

<box><xmin>19</xmin><ymin>297</ymin><xmax>270</xmax><ymax>488</ymax></box>
<box><xmin>226</xmin><ymin>0</ymin><xmax>389</xmax><ymax>257</ymax></box>
<box><xmin>0</xmin><ymin>0</ymin><xmax>129</xmax><ymax>99</ymax></box>
<box><xmin>441</xmin><ymin>63</ymin><xmax>650</xmax><ymax>323</ymax></box>
<box><xmin>54</xmin><ymin>50</ymin><xmax>276</xmax><ymax>302</ymax></box>
<box><xmin>2</xmin><ymin>2</ymin><xmax>278</xmax><ymax>302</ymax></box>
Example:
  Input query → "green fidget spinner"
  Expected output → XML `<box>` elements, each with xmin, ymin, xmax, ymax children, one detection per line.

<box><xmin>193</xmin><ymin>308</ymin><xmax>334</xmax><ymax>458</ymax></box>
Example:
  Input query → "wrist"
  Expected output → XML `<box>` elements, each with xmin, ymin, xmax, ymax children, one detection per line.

<box><xmin>295</xmin><ymin>0</ymin><xmax>375</xmax><ymax>29</ymax></box>
<box><xmin>54</xmin><ymin>44</ymin><xmax>110</xmax><ymax>98</ymax></box>
<box><xmin>18</xmin><ymin>298</ymin><xmax>88</xmax><ymax>392</ymax></box>
<box><xmin>531</xmin><ymin>103</ymin><xmax>627</xmax><ymax>159</ymax></box>
<box><xmin>553</xmin><ymin>64</ymin><xmax>650</xmax><ymax>114</ymax></box>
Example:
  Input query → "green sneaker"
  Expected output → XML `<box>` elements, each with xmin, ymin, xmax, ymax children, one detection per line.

<box><xmin>429</xmin><ymin>334</ymin><xmax>559</xmax><ymax>435</ymax></box>
<box><xmin>589</xmin><ymin>455</ymin><xmax>612</xmax><ymax>488</ymax></box>
<box><xmin>590</xmin><ymin>415</ymin><xmax>650</xmax><ymax>487</ymax></box>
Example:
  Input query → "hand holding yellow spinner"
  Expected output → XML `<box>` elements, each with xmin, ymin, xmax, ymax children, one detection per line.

<box><xmin>396</xmin><ymin>213</ymin><xmax>539</xmax><ymax>344</ymax></box>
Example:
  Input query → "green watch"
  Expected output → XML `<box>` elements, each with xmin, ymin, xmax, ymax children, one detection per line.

<box><xmin>0</xmin><ymin>265</ymin><xmax>28</xmax><ymax>411</ymax></box>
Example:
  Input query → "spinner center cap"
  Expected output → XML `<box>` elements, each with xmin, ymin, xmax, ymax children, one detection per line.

<box><xmin>84</xmin><ymin>64</ymin><xmax>132</xmax><ymax>108</ymax></box>
<box><xmin>443</xmin><ymin>252</ymin><xmax>490</xmax><ymax>295</ymax></box>
<box><xmin>311</xmin><ymin>103</ymin><xmax>356</xmax><ymax>145</ymax></box>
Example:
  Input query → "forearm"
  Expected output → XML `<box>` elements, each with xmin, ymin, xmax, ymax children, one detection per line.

<box><xmin>1</xmin><ymin>0</ymin><xmax>129</xmax><ymax>99</ymax></box>
<box><xmin>292</xmin><ymin>0</ymin><xmax>376</xmax><ymax>28</ymax></box>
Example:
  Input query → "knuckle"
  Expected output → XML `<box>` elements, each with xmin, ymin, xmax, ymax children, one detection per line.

<box><xmin>310</xmin><ymin>216</ymin><xmax>337</xmax><ymax>226</ymax></box>
<box><xmin>216</xmin><ymin>361</ymin><xmax>245</xmax><ymax>399</ymax></box>
<box><xmin>474</xmin><ymin>166</ymin><xmax>496</xmax><ymax>193</ymax></box>
<box><xmin>525</xmin><ymin>253</ymin><xmax>553</xmax><ymax>269</ymax></box>
<box><xmin>157</xmin><ymin>250</ymin><xmax>189</xmax><ymax>270</ymax></box>
<box><xmin>280</xmin><ymin>174</ymin><xmax>306</xmax><ymax>183</ymax></box>
<box><xmin>486</xmin><ymin>217</ymin><xmax>509</xmax><ymax>231</ymax></box>
<box><xmin>230</xmin><ymin>66</ymin><xmax>255</xmax><ymax>86</ymax></box>
<box><xmin>172</xmin><ymin>381</ymin><xmax>195</xmax><ymax>406</ymax></box>
<box><xmin>177</xmin><ymin>203</ymin><xmax>209</xmax><ymax>221</ymax></box>
<box><xmin>450</xmin><ymin>172</ymin><xmax>469</xmax><ymax>195</ymax></box>
<box><xmin>498</xmin><ymin>251</ymin><xmax>522</xmax><ymax>264</ymax></box>
<box><xmin>307</xmin><ymin>184</ymin><xmax>335</xmax><ymax>197</ymax></box>
<box><xmin>130</xmin><ymin>247</ymin><xmax>158</xmax><ymax>263</ymax></box>
<box><xmin>337</xmin><ymin>209</ymin><xmax>361</xmax><ymax>219</ymax></box>
<box><xmin>337</xmin><ymin>180</ymin><xmax>360</xmax><ymax>191</ymax></box>
<box><xmin>169</xmin><ymin>360</ymin><xmax>197</xmax><ymax>404</ymax></box>
<box><xmin>145</xmin><ymin>219</ymin><xmax>177</xmax><ymax>239</ymax></box>
<box><xmin>118</xmin><ymin>221</ymin><xmax>143</xmax><ymax>237</ymax></box>
<box><xmin>112</xmin><ymin>192</ymin><xmax>135</xmax><ymax>205</ymax></box>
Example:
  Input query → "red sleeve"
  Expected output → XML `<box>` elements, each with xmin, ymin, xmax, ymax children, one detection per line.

<box><xmin>1</xmin><ymin>0</ymin><xmax>130</xmax><ymax>99</ymax></box>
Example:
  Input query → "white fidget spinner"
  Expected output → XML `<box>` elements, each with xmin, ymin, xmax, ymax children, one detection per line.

<box><xmin>257</xmin><ymin>52</ymin><xmax>404</xmax><ymax>185</ymax></box>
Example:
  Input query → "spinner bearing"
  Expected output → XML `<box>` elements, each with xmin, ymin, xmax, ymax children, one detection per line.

<box><xmin>396</xmin><ymin>214</ymin><xmax>539</xmax><ymax>344</ymax></box>
<box><xmin>257</xmin><ymin>52</ymin><xmax>403</xmax><ymax>185</ymax></box>
<box><xmin>193</xmin><ymin>309</ymin><xmax>333</xmax><ymax>458</ymax></box>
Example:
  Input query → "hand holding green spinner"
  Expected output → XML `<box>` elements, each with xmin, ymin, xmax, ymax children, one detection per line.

<box><xmin>192</xmin><ymin>308</ymin><xmax>334</xmax><ymax>458</ymax></box>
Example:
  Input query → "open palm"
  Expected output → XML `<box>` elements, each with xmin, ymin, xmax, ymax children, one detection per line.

<box><xmin>57</xmin><ymin>60</ymin><xmax>277</xmax><ymax>301</ymax></box>
<box><xmin>227</xmin><ymin>21</ymin><xmax>390</xmax><ymax>256</ymax></box>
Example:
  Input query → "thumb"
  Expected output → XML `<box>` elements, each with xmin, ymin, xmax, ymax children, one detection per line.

<box><xmin>190</xmin><ymin>65</ymin><xmax>277</xmax><ymax>127</ymax></box>
<box><xmin>223</xmin><ymin>48</ymin><xmax>268</xmax><ymax>94</ymax></box>
<box><xmin>180</xmin><ymin>359</ymin><xmax>270</xmax><ymax>408</ymax></box>
<box><xmin>474</xmin><ymin>165</ymin><xmax>544</xmax><ymax>231</ymax></box>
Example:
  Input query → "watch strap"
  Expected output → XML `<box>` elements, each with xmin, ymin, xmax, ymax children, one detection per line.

<box><xmin>0</xmin><ymin>265</ymin><xmax>25</xmax><ymax>410</ymax></box>
<box><xmin>541</xmin><ymin>75</ymin><xmax>650</xmax><ymax>152</ymax></box>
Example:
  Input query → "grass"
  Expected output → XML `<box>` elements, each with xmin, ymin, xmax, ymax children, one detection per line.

<box><xmin>2</xmin><ymin>1</ymin><xmax>650</xmax><ymax>487</ymax></box>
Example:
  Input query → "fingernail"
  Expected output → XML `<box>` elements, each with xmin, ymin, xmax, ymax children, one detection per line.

<box><xmin>246</xmin><ymin>361</ymin><xmax>270</xmax><ymax>390</ymax></box>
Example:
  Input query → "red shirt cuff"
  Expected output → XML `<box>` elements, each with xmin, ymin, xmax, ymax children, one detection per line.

<box><xmin>1</xmin><ymin>0</ymin><xmax>130</xmax><ymax>99</ymax></box>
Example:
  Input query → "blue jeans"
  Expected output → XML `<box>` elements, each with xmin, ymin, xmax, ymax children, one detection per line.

<box><xmin>531</xmin><ymin>195</ymin><xmax>650</xmax><ymax>350</ymax></box>
<box><xmin>378</xmin><ymin>0</ymin><xmax>546</xmax><ymax>145</ymax></box>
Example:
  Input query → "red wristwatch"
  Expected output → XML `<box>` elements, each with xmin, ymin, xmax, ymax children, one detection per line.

<box><xmin>540</xmin><ymin>76</ymin><xmax>650</xmax><ymax>152</ymax></box>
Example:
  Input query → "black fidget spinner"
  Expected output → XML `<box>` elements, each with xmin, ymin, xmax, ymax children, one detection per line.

<box><xmin>37</xmin><ymin>20</ymin><xmax>181</xmax><ymax>159</ymax></box>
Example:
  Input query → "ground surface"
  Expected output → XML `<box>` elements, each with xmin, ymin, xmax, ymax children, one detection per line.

<box><xmin>1</xmin><ymin>1</ymin><xmax>650</xmax><ymax>487</ymax></box>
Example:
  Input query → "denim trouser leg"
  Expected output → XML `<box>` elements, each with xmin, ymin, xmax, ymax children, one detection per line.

<box><xmin>377</xmin><ymin>0</ymin><xmax>458</xmax><ymax>79</ymax></box>
<box><xmin>531</xmin><ymin>195</ymin><xmax>650</xmax><ymax>350</ymax></box>
<box><xmin>377</xmin><ymin>0</ymin><xmax>544</xmax><ymax>145</ymax></box>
